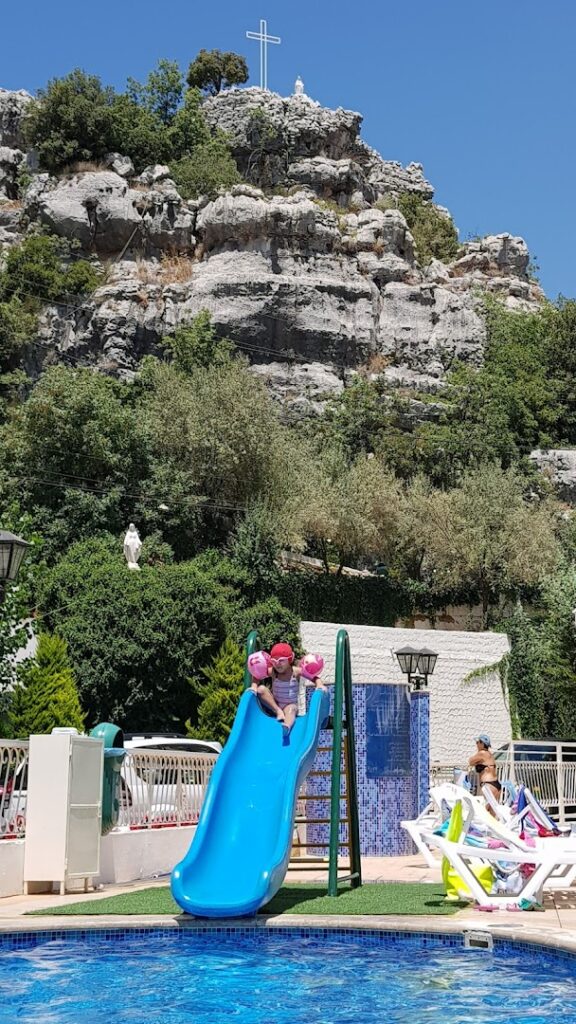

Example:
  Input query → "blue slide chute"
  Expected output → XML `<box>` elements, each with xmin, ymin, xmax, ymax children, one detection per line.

<box><xmin>171</xmin><ymin>687</ymin><xmax>330</xmax><ymax>917</ymax></box>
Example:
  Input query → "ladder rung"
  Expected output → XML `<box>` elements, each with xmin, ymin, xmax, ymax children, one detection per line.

<box><xmin>297</xmin><ymin>793</ymin><xmax>347</xmax><ymax>800</ymax></box>
<box><xmin>288</xmin><ymin>856</ymin><xmax>327</xmax><ymax>863</ymax></box>
<box><xmin>308</xmin><ymin>770</ymin><xmax>333</xmax><ymax>776</ymax></box>
<box><xmin>287</xmin><ymin>862</ymin><xmax>353</xmax><ymax>872</ymax></box>
<box><xmin>291</xmin><ymin>841</ymin><xmax>350</xmax><ymax>848</ymax></box>
<box><xmin>294</xmin><ymin>817</ymin><xmax>348</xmax><ymax>825</ymax></box>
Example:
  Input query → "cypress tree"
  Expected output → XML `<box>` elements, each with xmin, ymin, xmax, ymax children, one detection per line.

<box><xmin>12</xmin><ymin>633</ymin><xmax>85</xmax><ymax>738</ymax></box>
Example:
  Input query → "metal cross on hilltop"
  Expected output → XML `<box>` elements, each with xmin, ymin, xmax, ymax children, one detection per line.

<box><xmin>246</xmin><ymin>19</ymin><xmax>281</xmax><ymax>91</ymax></box>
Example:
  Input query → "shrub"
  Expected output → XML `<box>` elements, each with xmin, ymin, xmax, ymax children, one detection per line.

<box><xmin>161</xmin><ymin>310</ymin><xmax>234</xmax><ymax>372</ymax></box>
<box><xmin>0</xmin><ymin>234</ymin><xmax>101</xmax><ymax>303</ymax></box>
<box><xmin>377</xmin><ymin>193</ymin><xmax>459</xmax><ymax>265</ymax></box>
<box><xmin>12</xmin><ymin>633</ymin><xmax>85</xmax><ymax>738</ymax></box>
<box><xmin>229</xmin><ymin>597</ymin><xmax>301</xmax><ymax>654</ymax></box>
<box><xmin>170</xmin><ymin>138</ymin><xmax>241</xmax><ymax>199</ymax></box>
<box><xmin>186</xmin><ymin>49</ymin><xmax>248</xmax><ymax>96</ymax></box>
<box><xmin>23</xmin><ymin>69</ymin><xmax>118</xmax><ymax>172</ymax></box>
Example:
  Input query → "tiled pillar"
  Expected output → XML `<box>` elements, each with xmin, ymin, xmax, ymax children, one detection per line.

<box><xmin>410</xmin><ymin>690</ymin><xmax>430</xmax><ymax>815</ymax></box>
<box><xmin>305</xmin><ymin>683</ymin><xmax>422</xmax><ymax>857</ymax></box>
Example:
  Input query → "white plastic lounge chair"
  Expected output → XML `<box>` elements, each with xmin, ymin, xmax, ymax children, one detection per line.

<box><xmin>425</xmin><ymin>827</ymin><xmax>576</xmax><ymax>907</ymax></box>
<box><xmin>402</xmin><ymin>783</ymin><xmax>503</xmax><ymax>868</ymax></box>
<box><xmin>404</xmin><ymin>789</ymin><xmax>576</xmax><ymax>891</ymax></box>
<box><xmin>401</xmin><ymin>783</ymin><xmax>479</xmax><ymax>868</ymax></box>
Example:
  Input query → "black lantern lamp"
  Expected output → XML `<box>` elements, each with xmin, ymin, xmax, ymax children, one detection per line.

<box><xmin>395</xmin><ymin>644</ymin><xmax>438</xmax><ymax>690</ymax></box>
<box><xmin>0</xmin><ymin>531</ymin><xmax>31</xmax><ymax>601</ymax></box>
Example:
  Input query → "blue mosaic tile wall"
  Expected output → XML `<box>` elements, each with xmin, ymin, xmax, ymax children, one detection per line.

<box><xmin>305</xmin><ymin>685</ymin><xmax>430</xmax><ymax>856</ymax></box>
<box><xmin>411</xmin><ymin>690</ymin><xmax>430</xmax><ymax>815</ymax></box>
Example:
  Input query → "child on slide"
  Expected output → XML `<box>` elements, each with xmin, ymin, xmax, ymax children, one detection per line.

<box><xmin>251</xmin><ymin>642</ymin><xmax>326</xmax><ymax>730</ymax></box>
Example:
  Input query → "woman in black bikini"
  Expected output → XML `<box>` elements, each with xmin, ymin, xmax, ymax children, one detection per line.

<box><xmin>468</xmin><ymin>733</ymin><xmax>501</xmax><ymax>812</ymax></box>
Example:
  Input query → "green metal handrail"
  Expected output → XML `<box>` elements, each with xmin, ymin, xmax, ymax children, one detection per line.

<box><xmin>243</xmin><ymin>629</ymin><xmax>260</xmax><ymax>689</ymax></box>
<box><xmin>328</xmin><ymin>628</ymin><xmax>362</xmax><ymax>895</ymax></box>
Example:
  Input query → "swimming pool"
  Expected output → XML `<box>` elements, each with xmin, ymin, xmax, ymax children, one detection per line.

<box><xmin>1</xmin><ymin>926</ymin><xmax>575</xmax><ymax>1024</ymax></box>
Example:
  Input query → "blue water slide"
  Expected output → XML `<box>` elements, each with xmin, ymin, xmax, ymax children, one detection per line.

<box><xmin>171</xmin><ymin>687</ymin><xmax>330</xmax><ymax>917</ymax></box>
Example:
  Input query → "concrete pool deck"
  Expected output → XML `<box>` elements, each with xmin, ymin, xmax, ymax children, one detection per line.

<box><xmin>2</xmin><ymin>855</ymin><xmax>576</xmax><ymax>953</ymax></box>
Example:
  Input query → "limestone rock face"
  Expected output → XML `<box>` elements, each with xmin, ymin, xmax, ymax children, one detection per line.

<box><xmin>0</xmin><ymin>146</ymin><xmax>24</xmax><ymax>199</ymax></box>
<box><xmin>448</xmin><ymin>233</ymin><xmax>543</xmax><ymax>309</ymax></box>
<box><xmin>26</xmin><ymin>170</ymin><xmax>195</xmax><ymax>254</ymax></box>
<box><xmin>202</xmin><ymin>88</ymin><xmax>433</xmax><ymax>202</ymax></box>
<box><xmin>530</xmin><ymin>449</ymin><xmax>576</xmax><ymax>503</ymax></box>
<box><xmin>0</xmin><ymin>89</ymin><xmax>32</xmax><ymax>149</ymax></box>
<box><xmin>104</xmin><ymin>153</ymin><xmax>135</xmax><ymax>178</ymax></box>
<box><xmin>4</xmin><ymin>86</ymin><xmax>544</xmax><ymax>408</ymax></box>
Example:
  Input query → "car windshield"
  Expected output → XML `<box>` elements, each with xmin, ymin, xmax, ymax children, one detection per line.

<box><xmin>132</xmin><ymin>742</ymin><xmax>217</xmax><ymax>754</ymax></box>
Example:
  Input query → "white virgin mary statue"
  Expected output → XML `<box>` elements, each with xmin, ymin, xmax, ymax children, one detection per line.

<box><xmin>123</xmin><ymin>523</ymin><xmax>142</xmax><ymax>570</ymax></box>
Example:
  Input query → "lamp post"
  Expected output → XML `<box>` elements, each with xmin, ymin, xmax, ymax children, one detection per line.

<box><xmin>0</xmin><ymin>531</ymin><xmax>31</xmax><ymax>602</ymax></box>
<box><xmin>395</xmin><ymin>645</ymin><xmax>438</xmax><ymax>691</ymax></box>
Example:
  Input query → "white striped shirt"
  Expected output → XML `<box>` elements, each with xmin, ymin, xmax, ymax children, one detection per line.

<box><xmin>272</xmin><ymin>674</ymin><xmax>299</xmax><ymax>708</ymax></box>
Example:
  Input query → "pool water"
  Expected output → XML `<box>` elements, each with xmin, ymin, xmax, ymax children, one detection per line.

<box><xmin>1</xmin><ymin>929</ymin><xmax>576</xmax><ymax>1024</ymax></box>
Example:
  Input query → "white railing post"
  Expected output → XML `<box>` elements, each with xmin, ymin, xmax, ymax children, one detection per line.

<box><xmin>557</xmin><ymin>743</ymin><xmax>565</xmax><ymax>826</ymax></box>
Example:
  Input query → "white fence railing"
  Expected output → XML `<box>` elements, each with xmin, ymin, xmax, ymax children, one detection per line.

<box><xmin>430</xmin><ymin>759</ymin><xmax>576</xmax><ymax>824</ymax></box>
<box><xmin>118</xmin><ymin>749</ymin><xmax>218</xmax><ymax>830</ymax></box>
<box><xmin>0</xmin><ymin>741</ymin><xmax>29</xmax><ymax>839</ymax></box>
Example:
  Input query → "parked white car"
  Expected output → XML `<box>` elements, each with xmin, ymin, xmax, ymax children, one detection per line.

<box><xmin>120</xmin><ymin>734</ymin><xmax>221</xmax><ymax>827</ymax></box>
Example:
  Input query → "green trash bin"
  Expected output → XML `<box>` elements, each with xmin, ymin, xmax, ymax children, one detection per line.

<box><xmin>89</xmin><ymin>723</ymin><xmax>126</xmax><ymax>836</ymax></box>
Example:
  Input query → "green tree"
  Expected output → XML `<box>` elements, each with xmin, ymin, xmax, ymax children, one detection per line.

<box><xmin>23</xmin><ymin>68</ymin><xmax>175</xmax><ymax>173</ymax></box>
<box><xmin>127</xmin><ymin>59</ymin><xmax>184</xmax><ymax>124</ymax></box>
<box><xmin>537</xmin><ymin>568</ymin><xmax>576</xmax><ymax>738</ymax></box>
<box><xmin>187</xmin><ymin>637</ymin><xmax>244</xmax><ymax>745</ymax></box>
<box><xmin>4</xmin><ymin>366</ymin><xmax>150</xmax><ymax>558</ymax></box>
<box><xmin>167</xmin><ymin>89</ymin><xmax>209</xmax><ymax>159</ymax></box>
<box><xmin>229</xmin><ymin>503</ymin><xmax>282</xmax><ymax>604</ymax></box>
<box><xmin>139</xmin><ymin>353</ymin><xmax>302</xmax><ymax>550</ymax></box>
<box><xmin>499</xmin><ymin>607</ymin><xmax>546</xmax><ymax>739</ymax></box>
<box><xmin>170</xmin><ymin>138</ymin><xmax>241</xmax><ymax>199</ymax></box>
<box><xmin>299</xmin><ymin>450</ymin><xmax>406</xmax><ymax>572</ymax></box>
<box><xmin>107</xmin><ymin>93</ymin><xmax>171</xmax><ymax>169</ymax></box>
<box><xmin>12</xmin><ymin>633</ymin><xmax>85</xmax><ymax>738</ymax></box>
<box><xmin>161</xmin><ymin>310</ymin><xmax>234</xmax><ymax>372</ymax></box>
<box><xmin>0</xmin><ymin>588</ymin><xmax>31</xmax><ymax>734</ymax></box>
<box><xmin>38</xmin><ymin>538</ymin><xmax>229</xmax><ymax>729</ymax></box>
<box><xmin>0</xmin><ymin>235</ymin><xmax>99</xmax><ymax>412</ymax></box>
<box><xmin>413</xmin><ymin>464</ymin><xmax>561</xmax><ymax>625</ymax></box>
<box><xmin>186</xmin><ymin>49</ymin><xmax>249</xmax><ymax>96</ymax></box>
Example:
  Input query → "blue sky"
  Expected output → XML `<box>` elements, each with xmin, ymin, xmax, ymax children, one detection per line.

<box><xmin>2</xmin><ymin>0</ymin><xmax>574</xmax><ymax>298</ymax></box>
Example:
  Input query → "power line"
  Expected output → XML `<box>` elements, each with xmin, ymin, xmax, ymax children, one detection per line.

<box><xmin>10</xmin><ymin>471</ymin><xmax>249</xmax><ymax>515</ymax></box>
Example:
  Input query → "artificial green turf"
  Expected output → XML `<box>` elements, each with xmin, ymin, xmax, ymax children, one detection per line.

<box><xmin>28</xmin><ymin>882</ymin><xmax>462</xmax><ymax>917</ymax></box>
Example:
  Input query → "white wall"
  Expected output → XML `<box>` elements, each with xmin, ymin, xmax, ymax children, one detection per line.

<box><xmin>300</xmin><ymin>621</ymin><xmax>511</xmax><ymax>765</ymax></box>
<box><xmin>96</xmin><ymin>826</ymin><xmax>196</xmax><ymax>886</ymax></box>
<box><xmin>0</xmin><ymin>840</ymin><xmax>24</xmax><ymax>898</ymax></box>
<box><xmin>0</xmin><ymin>828</ymin><xmax>196</xmax><ymax>897</ymax></box>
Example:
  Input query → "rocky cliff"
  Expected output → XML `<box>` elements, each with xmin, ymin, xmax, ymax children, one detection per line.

<box><xmin>0</xmin><ymin>86</ymin><xmax>543</xmax><ymax>410</ymax></box>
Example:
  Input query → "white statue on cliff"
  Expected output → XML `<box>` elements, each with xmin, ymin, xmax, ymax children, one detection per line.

<box><xmin>294</xmin><ymin>75</ymin><xmax>305</xmax><ymax>96</ymax></box>
<box><xmin>123</xmin><ymin>523</ymin><xmax>142</xmax><ymax>570</ymax></box>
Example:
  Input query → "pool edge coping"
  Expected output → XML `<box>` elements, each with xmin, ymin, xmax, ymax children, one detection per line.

<box><xmin>2</xmin><ymin>913</ymin><xmax>576</xmax><ymax>955</ymax></box>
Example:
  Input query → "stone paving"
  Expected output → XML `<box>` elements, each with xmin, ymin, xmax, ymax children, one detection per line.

<box><xmin>1</xmin><ymin>855</ymin><xmax>576</xmax><ymax>951</ymax></box>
